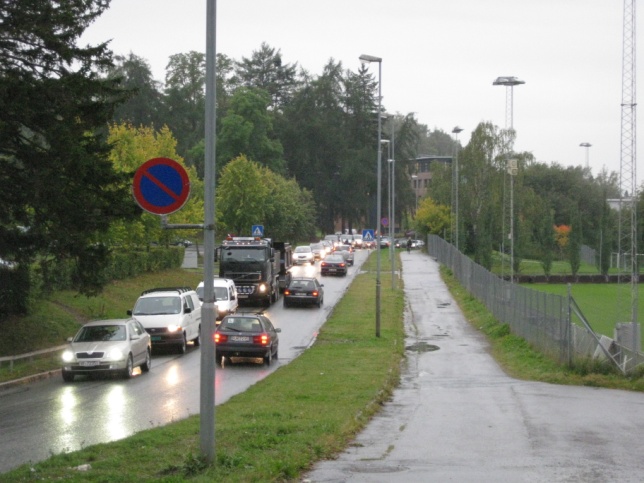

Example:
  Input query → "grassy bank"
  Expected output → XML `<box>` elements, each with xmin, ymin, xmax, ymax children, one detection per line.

<box><xmin>2</xmin><ymin>252</ymin><xmax>406</xmax><ymax>481</ymax></box>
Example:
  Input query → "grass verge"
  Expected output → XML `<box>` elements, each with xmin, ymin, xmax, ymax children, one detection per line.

<box><xmin>2</xmin><ymin>252</ymin><xmax>406</xmax><ymax>481</ymax></box>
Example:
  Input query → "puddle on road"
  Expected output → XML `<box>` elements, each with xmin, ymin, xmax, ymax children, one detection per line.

<box><xmin>405</xmin><ymin>341</ymin><xmax>440</xmax><ymax>353</ymax></box>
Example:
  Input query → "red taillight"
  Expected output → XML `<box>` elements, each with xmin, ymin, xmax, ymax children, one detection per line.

<box><xmin>214</xmin><ymin>333</ymin><xmax>227</xmax><ymax>343</ymax></box>
<box><xmin>253</xmin><ymin>333</ymin><xmax>270</xmax><ymax>346</ymax></box>
<box><xmin>312</xmin><ymin>291</ymin><xmax>319</xmax><ymax>296</ymax></box>
<box><xmin>284</xmin><ymin>289</ymin><xmax>291</xmax><ymax>295</ymax></box>
<box><xmin>321</xmin><ymin>262</ymin><xmax>327</xmax><ymax>267</ymax></box>
<box><xmin>339</xmin><ymin>262</ymin><xmax>346</xmax><ymax>267</ymax></box>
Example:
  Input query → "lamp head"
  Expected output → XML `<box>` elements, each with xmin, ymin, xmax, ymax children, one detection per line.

<box><xmin>452</xmin><ymin>126</ymin><xmax>464</xmax><ymax>134</ymax></box>
<box><xmin>493</xmin><ymin>76</ymin><xmax>525</xmax><ymax>86</ymax></box>
<box><xmin>359</xmin><ymin>54</ymin><xmax>382</xmax><ymax>64</ymax></box>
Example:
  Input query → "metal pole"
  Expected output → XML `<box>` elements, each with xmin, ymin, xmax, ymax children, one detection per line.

<box><xmin>200</xmin><ymin>0</ymin><xmax>217</xmax><ymax>463</ymax></box>
<box><xmin>376</xmin><ymin>60</ymin><xmax>382</xmax><ymax>338</ymax></box>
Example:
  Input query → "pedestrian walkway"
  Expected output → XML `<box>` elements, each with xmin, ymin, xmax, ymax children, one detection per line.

<box><xmin>303</xmin><ymin>251</ymin><xmax>644</xmax><ymax>482</ymax></box>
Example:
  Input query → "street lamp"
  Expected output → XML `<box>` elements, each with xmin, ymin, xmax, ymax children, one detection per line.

<box><xmin>580</xmin><ymin>142</ymin><xmax>592</xmax><ymax>170</ymax></box>
<box><xmin>508</xmin><ymin>159</ymin><xmax>518</xmax><ymax>283</ymax></box>
<box><xmin>493</xmin><ymin>76</ymin><xmax>524</xmax><ymax>281</ymax></box>
<box><xmin>452</xmin><ymin>126</ymin><xmax>463</xmax><ymax>251</ymax></box>
<box><xmin>360</xmin><ymin>53</ymin><xmax>383</xmax><ymax>337</ymax></box>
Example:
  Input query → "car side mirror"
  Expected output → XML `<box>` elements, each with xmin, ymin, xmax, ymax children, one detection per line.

<box><xmin>275</xmin><ymin>328</ymin><xmax>282</xmax><ymax>333</ymax></box>
<box><xmin>184</xmin><ymin>306</ymin><xmax>192</xmax><ymax>314</ymax></box>
<box><xmin>127</xmin><ymin>310</ymin><xmax>133</xmax><ymax>316</ymax></box>
<box><xmin>130</xmin><ymin>334</ymin><xmax>140</xmax><ymax>340</ymax></box>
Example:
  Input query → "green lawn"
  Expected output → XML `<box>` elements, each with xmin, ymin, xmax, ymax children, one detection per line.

<box><xmin>525</xmin><ymin>283</ymin><xmax>644</xmax><ymax>347</ymax></box>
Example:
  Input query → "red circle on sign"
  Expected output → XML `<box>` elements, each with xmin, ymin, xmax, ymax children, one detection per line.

<box><xmin>132</xmin><ymin>158</ymin><xmax>191</xmax><ymax>215</ymax></box>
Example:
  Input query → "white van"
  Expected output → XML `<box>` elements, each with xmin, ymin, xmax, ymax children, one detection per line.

<box><xmin>196</xmin><ymin>278</ymin><xmax>238</xmax><ymax>321</ymax></box>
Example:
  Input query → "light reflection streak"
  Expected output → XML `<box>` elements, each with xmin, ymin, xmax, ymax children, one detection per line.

<box><xmin>104</xmin><ymin>385</ymin><xmax>127</xmax><ymax>440</ymax></box>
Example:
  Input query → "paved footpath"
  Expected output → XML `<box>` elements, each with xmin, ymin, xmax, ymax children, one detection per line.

<box><xmin>303</xmin><ymin>252</ymin><xmax>644</xmax><ymax>483</ymax></box>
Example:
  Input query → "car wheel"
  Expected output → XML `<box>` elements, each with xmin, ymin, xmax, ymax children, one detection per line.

<box><xmin>141</xmin><ymin>349</ymin><xmax>152</xmax><ymax>372</ymax></box>
<box><xmin>178</xmin><ymin>334</ymin><xmax>187</xmax><ymax>354</ymax></box>
<box><xmin>62</xmin><ymin>370</ymin><xmax>75</xmax><ymax>382</ymax></box>
<box><xmin>317</xmin><ymin>298</ymin><xmax>322</xmax><ymax>308</ymax></box>
<box><xmin>264</xmin><ymin>349</ymin><xmax>272</xmax><ymax>366</ymax></box>
<box><xmin>215</xmin><ymin>354</ymin><xmax>223</xmax><ymax>365</ymax></box>
<box><xmin>283</xmin><ymin>300</ymin><xmax>289</xmax><ymax>308</ymax></box>
<box><xmin>122</xmin><ymin>354</ymin><xmax>134</xmax><ymax>379</ymax></box>
<box><xmin>193</xmin><ymin>326</ymin><xmax>201</xmax><ymax>347</ymax></box>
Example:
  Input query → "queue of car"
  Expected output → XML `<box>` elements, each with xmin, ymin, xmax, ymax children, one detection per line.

<box><xmin>60</xmin><ymin>233</ymin><xmax>376</xmax><ymax>380</ymax></box>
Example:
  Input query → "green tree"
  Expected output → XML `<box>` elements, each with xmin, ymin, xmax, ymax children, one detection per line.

<box><xmin>216</xmin><ymin>156</ymin><xmax>270</xmax><ymax>236</ymax></box>
<box><xmin>413</xmin><ymin>198</ymin><xmax>451</xmax><ymax>237</ymax></box>
<box><xmin>0</xmin><ymin>0</ymin><xmax>137</xmax><ymax>297</ymax></box>
<box><xmin>569</xmin><ymin>204</ymin><xmax>582</xmax><ymax>276</ymax></box>
<box><xmin>163</xmin><ymin>51</ymin><xmax>206</xmax><ymax>169</ymax></box>
<box><xmin>108</xmin><ymin>53</ymin><xmax>166</xmax><ymax>128</ymax></box>
<box><xmin>235</xmin><ymin>42</ymin><xmax>299</xmax><ymax>110</ymax></box>
<box><xmin>217</xmin><ymin>87</ymin><xmax>285</xmax><ymax>174</ymax></box>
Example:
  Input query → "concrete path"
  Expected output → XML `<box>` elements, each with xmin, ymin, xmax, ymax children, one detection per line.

<box><xmin>303</xmin><ymin>252</ymin><xmax>644</xmax><ymax>483</ymax></box>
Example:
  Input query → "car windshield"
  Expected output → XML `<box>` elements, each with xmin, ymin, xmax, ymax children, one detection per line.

<box><xmin>326</xmin><ymin>255</ymin><xmax>343</xmax><ymax>262</ymax></box>
<box><xmin>221</xmin><ymin>317</ymin><xmax>262</xmax><ymax>332</ymax></box>
<box><xmin>196</xmin><ymin>286</ymin><xmax>228</xmax><ymax>301</ymax></box>
<box><xmin>133</xmin><ymin>296</ymin><xmax>181</xmax><ymax>315</ymax></box>
<box><xmin>295</xmin><ymin>246</ymin><xmax>311</xmax><ymax>253</ymax></box>
<box><xmin>75</xmin><ymin>325</ymin><xmax>126</xmax><ymax>342</ymax></box>
<box><xmin>290</xmin><ymin>279</ymin><xmax>314</xmax><ymax>289</ymax></box>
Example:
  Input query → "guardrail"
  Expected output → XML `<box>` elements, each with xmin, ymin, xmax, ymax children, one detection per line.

<box><xmin>0</xmin><ymin>345</ymin><xmax>66</xmax><ymax>371</ymax></box>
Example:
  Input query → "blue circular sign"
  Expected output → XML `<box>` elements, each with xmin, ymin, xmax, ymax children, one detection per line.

<box><xmin>132</xmin><ymin>158</ymin><xmax>190</xmax><ymax>215</ymax></box>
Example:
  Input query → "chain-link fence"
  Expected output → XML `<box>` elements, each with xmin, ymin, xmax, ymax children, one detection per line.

<box><xmin>427</xmin><ymin>235</ymin><xmax>643</xmax><ymax>373</ymax></box>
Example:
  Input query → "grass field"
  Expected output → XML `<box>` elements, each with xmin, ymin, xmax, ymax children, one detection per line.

<box><xmin>523</xmin><ymin>283</ymin><xmax>644</xmax><ymax>348</ymax></box>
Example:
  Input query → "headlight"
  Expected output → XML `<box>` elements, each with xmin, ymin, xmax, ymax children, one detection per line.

<box><xmin>106</xmin><ymin>348</ymin><xmax>125</xmax><ymax>361</ymax></box>
<box><xmin>258</xmin><ymin>284</ymin><xmax>267</xmax><ymax>293</ymax></box>
<box><xmin>62</xmin><ymin>350</ymin><xmax>75</xmax><ymax>363</ymax></box>
<box><xmin>167</xmin><ymin>324</ymin><xmax>182</xmax><ymax>332</ymax></box>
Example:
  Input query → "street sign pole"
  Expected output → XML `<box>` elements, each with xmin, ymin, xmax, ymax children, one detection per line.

<box><xmin>200</xmin><ymin>0</ymin><xmax>217</xmax><ymax>464</ymax></box>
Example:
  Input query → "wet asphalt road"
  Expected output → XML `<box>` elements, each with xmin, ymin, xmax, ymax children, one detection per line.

<box><xmin>304</xmin><ymin>252</ymin><xmax>644</xmax><ymax>483</ymax></box>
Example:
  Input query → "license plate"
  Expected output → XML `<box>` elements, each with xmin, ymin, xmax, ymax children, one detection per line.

<box><xmin>238</xmin><ymin>294</ymin><xmax>248</xmax><ymax>298</ymax></box>
<box><xmin>295</xmin><ymin>293</ymin><xmax>306</xmax><ymax>297</ymax></box>
<box><xmin>80</xmin><ymin>361</ymin><xmax>100</xmax><ymax>367</ymax></box>
<box><xmin>151</xmin><ymin>336</ymin><xmax>162</xmax><ymax>341</ymax></box>
<box><xmin>328</xmin><ymin>268</ymin><xmax>337</xmax><ymax>272</ymax></box>
<box><xmin>230</xmin><ymin>336</ymin><xmax>250</xmax><ymax>342</ymax></box>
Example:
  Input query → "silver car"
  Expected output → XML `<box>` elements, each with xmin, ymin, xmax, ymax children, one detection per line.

<box><xmin>61</xmin><ymin>318</ymin><xmax>152</xmax><ymax>381</ymax></box>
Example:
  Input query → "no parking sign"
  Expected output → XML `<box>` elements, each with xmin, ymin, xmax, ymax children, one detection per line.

<box><xmin>132</xmin><ymin>158</ymin><xmax>191</xmax><ymax>215</ymax></box>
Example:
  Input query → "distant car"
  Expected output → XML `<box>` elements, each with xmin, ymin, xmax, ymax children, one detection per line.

<box><xmin>283</xmin><ymin>277</ymin><xmax>324</xmax><ymax>308</ymax></box>
<box><xmin>195</xmin><ymin>278</ymin><xmax>238</xmax><ymax>321</ymax></box>
<box><xmin>309</xmin><ymin>242</ymin><xmax>326</xmax><ymax>260</ymax></box>
<box><xmin>293</xmin><ymin>245</ymin><xmax>315</xmax><ymax>265</ymax></box>
<box><xmin>415</xmin><ymin>239</ymin><xmax>425</xmax><ymax>248</ymax></box>
<box><xmin>320</xmin><ymin>254</ymin><xmax>348</xmax><ymax>276</ymax></box>
<box><xmin>61</xmin><ymin>318</ymin><xmax>151</xmax><ymax>382</ymax></box>
<box><xmin>215</xmin><ymin>313</ymin><xmax>281</xmax><ymax>366</ymax></box>
<box><xmin>335</xmin><ymin>244</ymin><xmax>355</xmax><ymax>266</ymax></box>
<box><xmin>320</xmin><ymin>240</ymin><xmax>334</xmax><ymax>255</ymax></box>
<box><xmin>379</xmin><ymin>237</ymin><xmax>391</xmax><ymax>249</ymax></box>
<box><xmin>351</xmin><ymin>234</ymin><xmax>364</xmax><ymax>249</ymax></box>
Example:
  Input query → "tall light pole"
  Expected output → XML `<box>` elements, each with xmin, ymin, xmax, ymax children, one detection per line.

<box><xmin>493</xmin><ymin>76</ymin><xmax>524</xmax><ymax>281</ymax></box>
<box><xmin>579</xmin><ymin>142</ymin><xmax>592</xmax><ymax>170</ymax></box>
<box><xmin>452</xmin><ymin>126</ymin><xmax>463</xmax><ymax>251</ymax></box>
<box><xmin>508</xmin><ymin>159</ymin><xmax>518</xmax><ymax>283</ymax></box>
<box><xmin>386</xmin><ymin>118</ymin><xmax>396</xmax><ymax>289</ymax></box>
<box><xmin>360</xmin><ymin>53</ymin><xmax>383</xmax><ymax>338</ymax></box>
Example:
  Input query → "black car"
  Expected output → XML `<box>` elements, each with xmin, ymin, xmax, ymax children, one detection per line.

<box><xmin>215</xmin><ymin>313</ymin><xmax>280</xmax><ymax>365</ymax></box>
<box><xmin>283</xmin><ymin>277</ymin><xmax>324</xmax><ymax>308</ymax></box>
<box><xmin>320</xmin><ymin>254</ymin><xmax>348</xmax><ymax>276</ymax></box>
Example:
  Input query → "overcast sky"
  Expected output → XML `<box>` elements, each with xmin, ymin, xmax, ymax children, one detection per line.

<box><xmin>81</xmin><ymin>0</ymin><xmax>642</xmax><ymax>179</ymax></box>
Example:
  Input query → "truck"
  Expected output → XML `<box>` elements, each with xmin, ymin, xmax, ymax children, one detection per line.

<box><xmin>215</xmin><ymin>236</ymin><xmax>284</xmax><ymax>306</ymax></box>
<box><xmin>273</xmin><ymin>241</ymin><xmax>293</xmax><ymax>293</ymax></box>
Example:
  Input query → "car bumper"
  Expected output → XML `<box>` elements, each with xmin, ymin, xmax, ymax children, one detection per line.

<box><xmin>216</xmin><ymin>345</ymin><xmax>271</xmax><ymax>359</ymax></box>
